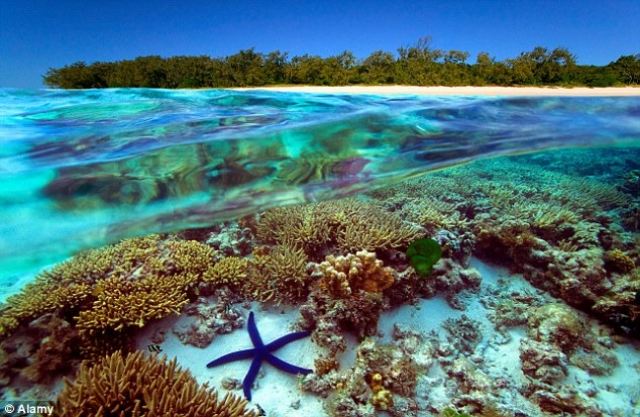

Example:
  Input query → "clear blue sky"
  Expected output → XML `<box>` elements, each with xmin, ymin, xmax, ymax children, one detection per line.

<box><xmin>1</xmin><ymin>0</ymin><xmax>639</xmax><ymax>88</ymax></box>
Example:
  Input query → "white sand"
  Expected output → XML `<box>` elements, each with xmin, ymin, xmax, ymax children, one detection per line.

<box><xmin>232</xmin><ymin>85</ymin><xmax>640</xmax><ymax>96</ymax></box>
<box><xmin>136</xmin><ymin>304</ymin><xmax>328</xmax><ymax>417</ymax></box>
<box><xmin>135</xmin><ymin>258</ymin><xmax>640</xmax><ymax>417</ymax></box>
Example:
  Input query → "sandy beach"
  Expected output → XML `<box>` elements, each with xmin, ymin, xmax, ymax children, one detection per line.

<box><xmin>233</xmin><ymin>85</ymin><xmax>640</xmax><ymax>96</ymax></box>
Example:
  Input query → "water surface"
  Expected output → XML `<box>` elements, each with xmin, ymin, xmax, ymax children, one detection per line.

<box><xmin>1</xmin><ymin>88</ymin><xmax>639</xmax><ymax>281</ymax></box>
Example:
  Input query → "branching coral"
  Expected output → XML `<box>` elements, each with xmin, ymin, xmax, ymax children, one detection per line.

<box><xmin>247</xmin><ymin>245</ymin><xmax>310</xmax><ymax>304</ymax></box>
<box><xmin>401</xmin><ymin>200</ymin><xmax>469</xmax><ymax>234</ymax></box>
<box><xmin>1</xmin><ymin>235</ymin><xmax>217</xmax><ymax>338</ymax></box>
<box><xmin>203</xmin><ymin>256</ymin><xmax>250</xmax><ymax>288</ymax></box>
<box><xmin>0</xmin><ymin>235</ymin><xmax>221</xmax><ymax>387</ymax></box>
<box><xmin>55</xmin><ymin>350</ymin><xmax>257</xmax><ymax>417</ymax></box>
<box><xmin>256</xmin><ymin>198</ymin><xmax>423</xmax><ymax>256</ymax></box>
<box><xmin>593</xmin><ymin>268</ymin><xmax>640</xmax><ymax>336</ymax></box>
<box><xmin>337</xmin><ymin>204</ymin><xmax>424</xmax><ymax>252</ymax></box>
<box><xmin>0</xmin><ymin>283</ymin><xmax>92</xmax><ymax>335</ymax></box>
<box><xmin>75</xmin><ymin>275</ymin><xmax>191</xmax><ymax>333</ymax></box>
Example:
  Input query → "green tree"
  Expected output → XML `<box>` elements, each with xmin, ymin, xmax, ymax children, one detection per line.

<box><xmin>611</xmin><ymin>54</ymin><xmax>640</xmax><ymax>84</ymax></box>
<box><xmin>361</xmin><ymin>50</ymin><xmax>396</xmax><ymax>84</ymax></box>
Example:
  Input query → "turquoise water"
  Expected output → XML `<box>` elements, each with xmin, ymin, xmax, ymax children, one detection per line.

<box><xmin>1</xmin><ymin>88</ymin><xmax>639</xmax><ymax>283</ymax></box>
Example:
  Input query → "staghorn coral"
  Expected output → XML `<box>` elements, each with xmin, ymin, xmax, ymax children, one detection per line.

<box><xmin>54</xmin><ymin>350</ymin><xmax>257</xmax><ymax>417</ymax></box>
<box><xmin>256</xmin><ymin>198</ymin><xmax>423</xmax><ymax>257</ymax></box>
<box><xmin>247</xmin><ymin>245</ymin><xmax>310</xmax><ymax>304</ymax></box>
<box><xmin>255</xmin><ymin>203</ymin><xmax>333</xmax><ymax>254</ymax></box>
<box><xmin>0</xmin><ymin>235</ymin><xmax>220</xmax><ymax>388</ymax></box>
<box><xmin>0</xmin><ymin>283</ymin><xmax>92</xmax><ymax>336</ymax></box>
<box><xmin>1</xmin><ymin>235</ymin><xmax>217</xmax><ymax>338</ymax></box>
<box><xmin>75</xmin><ymin>274</ymin><xmax>191</xmax><ymax>333</ymax></box>
<box><xmin>309</xmin><ymin>250</ymin><xmax>396</xmax><ymax>297</ymax></box>
<box><xmin>203</xmin><ymin>256</ymin><xmax>250</xmax><ymax>288</ymax></box>
<box><xmin>337</xmin><ymin>204</ymin><xmax>424</xmax><ymax>252</ymax></box>
<box><xmin>400</xmin><ymin>200</ymin><xmax>469</xmax><ymax>234</ymax></box>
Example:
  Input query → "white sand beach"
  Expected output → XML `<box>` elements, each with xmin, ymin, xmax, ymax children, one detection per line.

<box><xmin>232</xmin><ymin>85</ymin><xmax>640</xmax><ymax>96</ymax></box>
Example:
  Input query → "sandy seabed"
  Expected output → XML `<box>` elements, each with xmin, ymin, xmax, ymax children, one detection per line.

<box><xmin>232</xmin><ymin>85</ymin><xmax>640</xmax><ymax>96</ymax></box>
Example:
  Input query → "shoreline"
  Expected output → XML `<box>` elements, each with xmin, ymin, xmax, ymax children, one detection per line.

<box><xmin>231</xmin><ymin>85</ymin><xmax>640</xmax><ymax>96</ymax></box>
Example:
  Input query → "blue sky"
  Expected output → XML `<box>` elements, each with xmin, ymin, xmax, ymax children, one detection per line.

<box><xmin>1</xmin><ymin>0</ymin><xmax>639</xmax><ymax>88</ymax></box>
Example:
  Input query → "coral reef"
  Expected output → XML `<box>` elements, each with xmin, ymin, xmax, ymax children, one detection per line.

<box><xmin>55</xmin><ymin>350</ymin><xmax>257</xmax><ymax>417</ymax></box>
<box><xmin>443</xmin><ymin>315</ymin><xmax>483</xmax><ymax>355</ymax></box>
<box><xmin>603</xmin><ymin>248</ymin><xmax>635</xmax><ymax>273</ymax></box>
<box><xmin>203</xmin><ymin>256</ymin><xmax>251</xmax><ymax>289</ymax></box>
<box><xmin>255</xmin><ymin>198</ymin><xmax>423</xmax><ymax>257</ymax></box>
<box><xmin>309</xmin><ymin>250</ymin><xmax>396</xmax><ymax>297</ymax></box>
<box><xmin>305</xmin><ymin>337</ymin><xmax>423</xmax><ymax>417</ymax></box>
<box><xmin>298</xmin><ymin>250</ymin><xmax>400</xmax><ymax>356</ymax></box>
<box><xmin>247</xmin><ymin>244</ymin><xmax>310</xmax><ymax>303</ymax></box>
<box><xmin>0</xmin><ymin>235</ymin><xmax>219</xmax><ymax>387</ymax></box>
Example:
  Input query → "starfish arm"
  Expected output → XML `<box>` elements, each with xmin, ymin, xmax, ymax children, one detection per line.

<box><xmin>243</xmin><ymin>356</ymin><xmax>263</xmax><ymax>401</ymax></box>
<box><xmin>265</xmin><ymin>331</ymin><xmax>311</xmax><ymax>352</ymax></box>
<box><xmin>247</xmin><ymin>311</ymin><xmax>264</xmax><ymax>349</ymax></box>
<box><xmin>206</xmin><ymin>348</ymin><xmax>256</xmax><ymax>368</ymax></box>
<box><xmin>265</xmin><ymin>353</ymin><xmax>313</xmax><ymax>375</ymax></box>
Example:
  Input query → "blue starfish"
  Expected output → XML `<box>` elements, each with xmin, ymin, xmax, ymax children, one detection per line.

<box><xmin>206</xmin><ymin>311</ymin><xmax>312</xmax><ymax>401</ymax></box>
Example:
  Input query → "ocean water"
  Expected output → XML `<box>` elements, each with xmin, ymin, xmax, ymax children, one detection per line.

<box><xmin>0</xmin><ymin>89</ymin><xmax>639</xmax><ymax>416</ymax></box>
<box><xmin>0</xmin><ymin>89</ymin><xmax>638</xmax><ymax>281</ymax></box>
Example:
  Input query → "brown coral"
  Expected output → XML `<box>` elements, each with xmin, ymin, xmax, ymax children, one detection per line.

<box><xmin>309</xmin><ymin>250</ymin><xmax>396</xmax><ymax>297</ymax></box>
<box><xmin>256</xmin><ymin>198</ymin><xmax>422</xmax><ymax>256</ymax></box>
<box><xmin>603</xmin><ymin>249</ymin><xmax>635</xmax><ymax>273</ymax></box>
<box><xmin>368</xmin><ymin>372</ymin><xmax>394</xmax><ymax>410</ymax></box>
<box><xmin>247</xmin><ymin>245</ymin><xmax>310</xmax><ymax>304</ymax></box>
<box><xmin>75</xmin><ymin>275</ymin><xmax>191</xmax><ymax>333</ymax></box>
<box><xmin>0</xmin><ymin>236</ymin><xmax>217</xmax><ymax>339</ymax></box>
<box><xmin>54</xmin><ymin>350</ymin><xmax>257</xmax><ymax>417</ymax></box>
<box><xmin>203</xmin><ymin>256</ymin><xmax>250</xmax><ymax>288</ymax></box>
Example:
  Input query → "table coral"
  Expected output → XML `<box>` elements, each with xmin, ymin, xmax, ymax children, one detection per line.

<box><xmin>55</xmin><ymin>350</ymin><xmax>257</xmax><ymax>417</ymax></box>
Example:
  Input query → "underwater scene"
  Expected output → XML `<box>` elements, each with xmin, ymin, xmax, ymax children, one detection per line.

<box><xmin>0</xmin><ymin>89</ymin><xmax>639</xmax><ymax>417</ymax></box>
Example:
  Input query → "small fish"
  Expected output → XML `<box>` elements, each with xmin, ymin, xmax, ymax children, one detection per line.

<box><xmin>147</xmin><ymin>344</ymin><xmax>162</xmax><ymax>353</ymax></box>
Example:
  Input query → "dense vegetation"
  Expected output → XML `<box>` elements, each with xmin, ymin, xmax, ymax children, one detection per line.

<box><xmin>43</xmin><ymin>39</ymin><xmax>640</xmax><ymax>88</ymax></box>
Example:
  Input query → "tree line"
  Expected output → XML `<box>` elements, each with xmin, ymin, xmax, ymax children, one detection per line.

<box><xmin>43</xmin><ymin>39</ymin><xmax>640</xmax><ymax>88</ymax></box>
